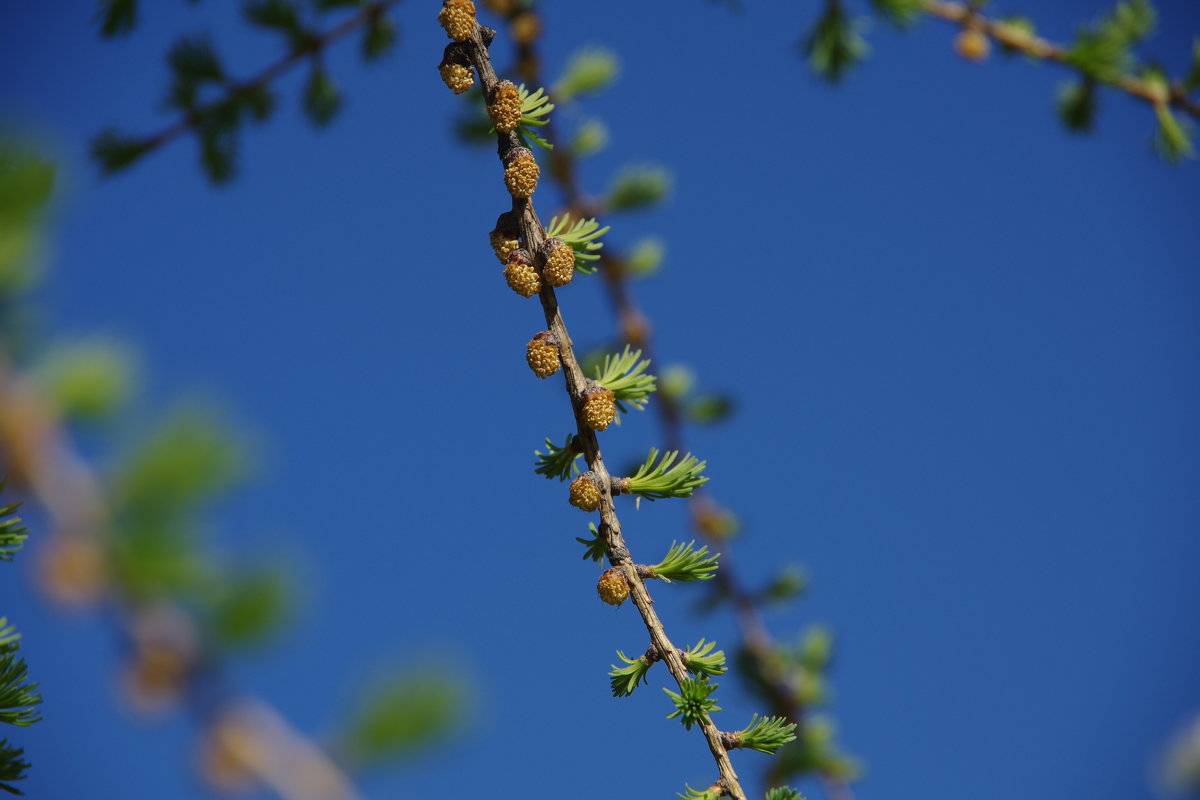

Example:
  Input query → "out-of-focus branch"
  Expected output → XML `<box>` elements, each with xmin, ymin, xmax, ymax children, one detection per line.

<box><xmin>919</xmin><ymin>0</ymin><xmax>1200</xmax><ymax>120</ymax></box>
<box><xmin>92</xmin><ymin>0</ymin><xmax>404</xmax><ymax>180</ymax></box>
<box><xmin>802</xmin><ymin>0</ymin><xmax>1197</xmax><ymax>161</ymax></box>
<box><xmin>0</xmin><ymin>356</ymin><xmax>360</xmax><ymax>800</ymax></box>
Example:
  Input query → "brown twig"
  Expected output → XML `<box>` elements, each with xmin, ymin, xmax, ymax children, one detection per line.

<box><xmin>455</xmin><ymin>19</ymin><xmax>749</xmax><ymax>800</ymax></box>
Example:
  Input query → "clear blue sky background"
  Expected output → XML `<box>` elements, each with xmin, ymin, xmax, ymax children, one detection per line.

<box><xmin>3</xmin><ymin>1</ymin><xmax>1199</xmax><ymax>799</ymax></box>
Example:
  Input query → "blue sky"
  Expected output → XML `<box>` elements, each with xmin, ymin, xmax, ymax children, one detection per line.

<box><xmin>2</xmin><ymin>1</ymin><xmax>1199</xmax><ymax>799</ymax></box>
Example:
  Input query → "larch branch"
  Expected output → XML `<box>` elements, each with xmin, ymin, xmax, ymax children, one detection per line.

<box><xmin>457</xmin><ymin>19</ymin><xmax>748</xmax><ymax>800</ymax></box>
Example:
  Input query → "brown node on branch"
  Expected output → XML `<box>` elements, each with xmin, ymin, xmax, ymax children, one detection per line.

<box><xmin>719</xmin><ymin>731</ymin><xmax>741</xmax><ymax>751</ymax></box>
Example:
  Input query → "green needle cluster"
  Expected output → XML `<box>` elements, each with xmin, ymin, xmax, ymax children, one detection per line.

<box><xmin>609</xmin><ymin>651</ymin><xmax>652</xmax><ymax>697</ymax></box>
<box><xmin>664</xmin><ymin>678</ymin><xmax>721</xmax><ymax>731</ymax></box>
<box><xmin>623</xmin><ymin>449</ymin><xmax>708</xmax><ymax>500</ymax></box>
<box><xmin>0</xmin><ymin>623</ymin><xmax>39</xmax><ymax>730</ymax></box>
<box><xmin>732</xmin><ymin>714</ymin><xmax>798</xmax><ymax>755</ymax></box>
<box><xmin>575</xmin><ymin>523</ymin><xmax>606</xmax><ymax>563</ymax></box>
<box><xmin>677</xmin><ymin>784</ymin><xmax>725</xmax><ymax>800</ymax></box>
<box><xmin>649</xmin><ymin>540</ymin><xmax>720</xmax><ymax>583</ymax></box>
<box><xmin>764</xmin><ymin>788</ymin><xmax>805</xmax><ymax>800</ymax></box>
<box><xmin>682</xmin><ymin>639</ymin><xmax>727</xmax><ymax>679</ymax></box>
<box><xmin>0</xmin><ymin>493</ymin><xmax>26</xmax><ymax>563</ymax></box>
<box><xmin>0</xmin><ymin>486</ymin><xmax>40</xmax><ymax>794</ymax></box>
<box><xmin>514</xmin><ymin>84</ymin><xmax>554</xmax><ymax>149</ymax></box>
<box><xmin>533</xmin><ymin>435</ymin><xmax>581</xmax><ymax>481</ymax></box>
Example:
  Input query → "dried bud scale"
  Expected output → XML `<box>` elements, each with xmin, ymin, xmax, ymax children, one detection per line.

<box><xmin>503</xmin><ymin>147</ymin><xmax>540</xmax><ymax>199</ymax></box>
<box><xmin>540</xmin><ymin>238</ymin><xmax>575</xmax><ymax>287</ymax></box>
<box><xmin>488</xmin><ymin>80</ymin><xmax>523</xmax><ymax>134</ymax></box>
<box><xmin>438</xmin><ymin>0</ymin><xmax>477</xmax><ymax>41</ymax></box>
<box><xmin>582</xmin><ymin>387</ymin><xmax>617</xmax><ymax>431</ymax></box>
<box><xmin>569</xmin><ymin>474</ymin><xmax>602</xmax><ymax>512</ymax></box>
<box><xmin>438</xmin><ymin>62</ymin><xmax>475</xmax><ymax>94</ymax></box>
<box><xmin>489</xmin><ymin>212</ymin><xmax>521</xmax><ymax>264</ymax></box>
<box><xmin>526</xmin><ymin>332</ymin><xmax>561</xmax><ymax>378</ymax></box>
<box><xmin>597</xmin><ymin>568</ymin><xmax>630</xmax><ymax>606</ymax></box>
<box><xmin>504</xmin><ymin>249</ymin><xmax>541</xmax><ymax>298</ymax></box>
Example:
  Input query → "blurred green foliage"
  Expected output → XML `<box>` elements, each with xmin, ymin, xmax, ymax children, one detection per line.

<box><xmin>33</xmin><ymin>340</ymin><xmax>138</xmax><ymax>424</ymax></box>
<box><xmin>726</xmin><ymin>620</ymin><xmax>861</xmax><ymax>786</ymax></box>
<box><xmin>606</xmin><ymin>165</ymin><xmax>672</xmax><ymax>212</ymax></box>
<box><xmin>206</xmin><ymin>564</ymin><xmax>293</xmax><ymax>648</ymax></box>
<box><xmin>109</xmin><ymin>405</ymin><xmax>259</xmax><ymax>606</ymax></box>
<box><xmin>569</xmin><ymin>118</ymin><xmax>609</xmax><ymax>157</ymax></box>
<box><xmin>760</xmin><ymin>564</ymin><xmax>809</xmax><ymax>605</ymax></box>
<box><xmin>0</xmin><ymin>141</ymin><xmax>54</xmax><ymax>299</ymax></box>
<box><xmin>93</xmin><ymin>0</ymin><xmax>399</xmax><ymax>183</ymax></box>
<box><xmin>553</xmin><ymin>47</ymin><xmax>619</xmax><ymax>101</ymax></box>
<box><xmin>304</xmin><ymin>67</ymin><xmax>343</xmax><ymax>128</ymax></box>
<box><xmin>1066</xmin><ymin>0</ymin><xmax>1155</xmax><ymax>82</ymax></box>
<box><xmin>771</xmin><ymin>714</ymin><xmax>860</xmax><ymax>784</ymax></box>
<box><xmin>114</xmin><ymin>404</ymin><xmax>247</xmax><ymax>530</ymax></box>
<box><xmin>626</xmin><ymin>237</ymin><xmax>664</xmax><ymax>278</ymax></box>
<box><xmin>96</xmin><ymin>0</ymin><xmax>138</xmax><ymax>38</ymax></box>
<box><xmin>334</xmin><ymin>668</ymin><xmax>464</xmax><ymax>769</ymax></box>
<box><xmin>1058</xmin><ymin>79</ymin><xmax>1098</xmax><ymax>131</ymax></box>
<box><xmin>871</xmin><ymin>0</ymin><xmax>923</xmax><ymax>27</ymax></box>
<box><xmin>802</xmin><ymin>2</ymin><xmax>869</xmax><ymax>84</ymax></box>
<box><xmin>2</xmin><ymin>133</ymin><xmax>466</xmax><ymax>789</ymax></box>
<box><xmin>660</xmin><ymin>364</ymin><xmax>734</xmax><ymax>426</ymax></box>
<box><xmin>801</xmin><ymin>0</ymin><xmax>1196</xmax><ymax>162</ymax></box>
